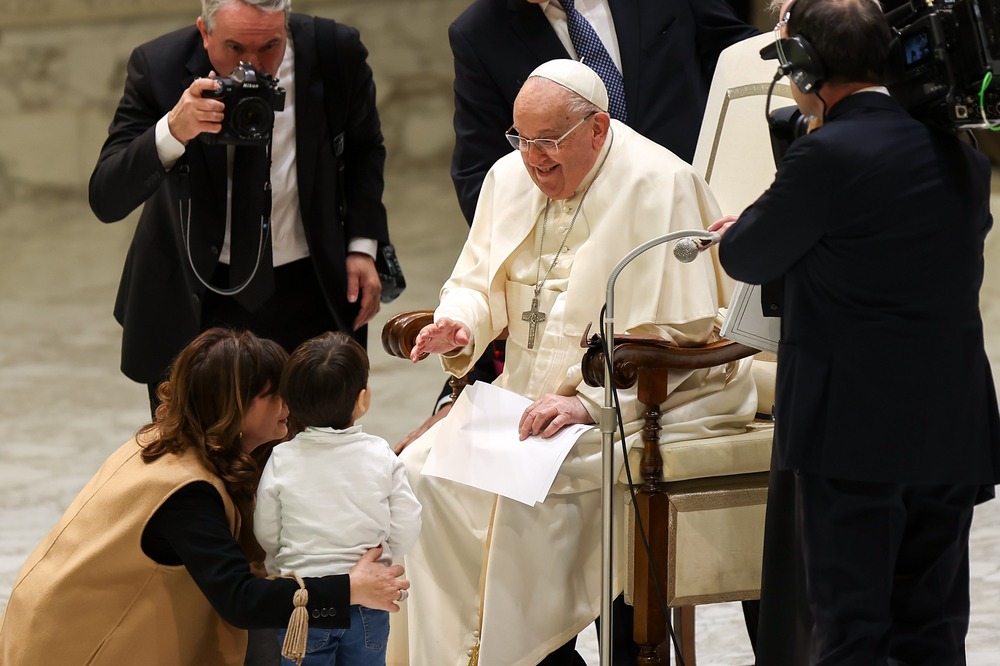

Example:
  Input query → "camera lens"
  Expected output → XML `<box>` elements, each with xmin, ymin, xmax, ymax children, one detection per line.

<box><xmin>231</xmin><ymin>97</ymin><xmax>275</xmax><ymax>140</ymax></box>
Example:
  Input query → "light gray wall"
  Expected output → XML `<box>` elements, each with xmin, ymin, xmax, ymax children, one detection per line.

<box><xmin>0</xmin><ymin>0</ymin><xmax>469</xmax><ymax>207</ymax></box>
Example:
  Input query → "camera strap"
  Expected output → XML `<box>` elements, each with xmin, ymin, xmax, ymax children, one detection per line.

<box><xmin>229</xmin><ymin>143</ymin><xmax>275</xmax><ymax>309</ymax></box>
<box><xmin>177</xmin><ymin>147</ymin><xmax>274</xmax><ymax>303</ymax></box>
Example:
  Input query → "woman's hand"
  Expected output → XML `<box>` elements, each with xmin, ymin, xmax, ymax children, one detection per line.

<box><xmin>517</xmin><ymin>394</ymin><xmax>594</xmax><ymax>441</ymax></box>
<box><xmin>348</xmin><ymin>546</ymin><xmax>409</xmax><ymax>612</ymax></box>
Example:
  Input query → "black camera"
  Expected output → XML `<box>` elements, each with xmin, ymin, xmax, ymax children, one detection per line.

<box><xmin>768</xmin><ymin>105</ymin><xmax>815</xmax><ymax>166</ymax></box>
<box><xmin>884</xmin><ymin>0</ymin><xmax>1000</xmax><ymax>129</ymax></box>
<box><xmin>200</xmin><ymin>62</ymin><xmax>286</xmax><ymax>145</ymax></box>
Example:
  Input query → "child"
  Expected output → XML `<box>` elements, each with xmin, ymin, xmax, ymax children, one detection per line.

<box><xmin>255</xmin><ymin>331</ymin><xmax>421</xmax><ymax>666</ymax></box>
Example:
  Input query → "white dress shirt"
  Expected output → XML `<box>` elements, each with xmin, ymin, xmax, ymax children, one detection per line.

<box><xmin>537</xmin><ymin>0</ymin><xmax>623</xmax><ymax>75</ymax></box>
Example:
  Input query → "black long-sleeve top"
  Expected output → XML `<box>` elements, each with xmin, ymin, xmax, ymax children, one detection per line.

<box><xmin>141</xmin><ymin>482</ymin><xmax>351</xmax><ymax>629</ymax></box>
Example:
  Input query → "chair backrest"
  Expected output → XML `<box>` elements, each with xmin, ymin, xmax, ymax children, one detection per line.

<box><xmin>693</xmin><ymin>33</ymin><xmax>789</xmax><ymax>417</ymax></box>
<box><xmin>693</xmin><ymin>32</ymin><xmax>792</xmax><ymax>210</ymax></box>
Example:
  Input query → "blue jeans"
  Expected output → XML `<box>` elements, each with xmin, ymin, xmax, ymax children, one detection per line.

<box><xmin>278</xmin><ymin>605</ymin><xmax>389</xmax><ymax>666</ymax></box>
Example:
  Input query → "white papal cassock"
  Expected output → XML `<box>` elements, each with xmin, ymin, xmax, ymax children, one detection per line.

<box><xmin>390</xmin><ymin>120</ymin><xmax>757</xmax><ymax>666</ymax></box>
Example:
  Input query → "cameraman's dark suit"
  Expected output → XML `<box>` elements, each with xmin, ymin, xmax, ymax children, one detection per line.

<box><xmin>721</xmin><ymin>91</ymin><xmax>1000</xmax><ymax>662</ymax></box>
<box><xmin>89</xmin><ymin>14</ymin><xmax>388</xmax><ymax>386</ymax></box>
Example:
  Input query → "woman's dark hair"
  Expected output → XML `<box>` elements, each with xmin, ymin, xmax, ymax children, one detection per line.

<box><xmin>789</xmin><ymin>0</ymin><xmax>891</xmax><ymax>85</ymax></box>
<box><xmin>139</xmin><ymin>327</ymin><xmax>287</xmax><ymax>504</ymax></box>
<box><xmin>281</xmin><ymin>331</ymin><xmax>370</xmax><ymax>429</ymax></box>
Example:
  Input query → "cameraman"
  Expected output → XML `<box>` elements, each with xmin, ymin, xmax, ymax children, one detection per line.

<box><xmin>89</xmin><ymin>0</ymin><xmax>389</xmax><ymax>412</ymax></box>
<box><xmin>711</xmin><ymin>0</ymin><xmax>1000</xmax><ymax>663</ymax></box>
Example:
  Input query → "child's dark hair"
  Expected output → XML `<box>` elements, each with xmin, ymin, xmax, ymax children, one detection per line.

<box><xmin>281</xmin><ymin>331</ymin><xmax>370</xmax><ymax>429</ymax></box>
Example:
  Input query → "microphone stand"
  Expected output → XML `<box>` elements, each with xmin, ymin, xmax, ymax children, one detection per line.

<box><xmin>599</xmin><ymin>229</ymin><xmax>719</xmax><ymax>666</ymax></box>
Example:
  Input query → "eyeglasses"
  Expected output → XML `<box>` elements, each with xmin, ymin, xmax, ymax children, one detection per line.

<box><xmin>773</xmin><ymin>10</ymin><xmax>792</xmax><ymax>68</ymax></box>
<box><xmin>505</xmin><ymin>112</ymin><xmax>596</xmax><ymax>155</ymax></box>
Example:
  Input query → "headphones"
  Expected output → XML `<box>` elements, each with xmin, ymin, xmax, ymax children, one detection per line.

<box><xmin>775</xmin><ymin>0</ymin><xmax>826</xmax><ymax>94</ymax></box>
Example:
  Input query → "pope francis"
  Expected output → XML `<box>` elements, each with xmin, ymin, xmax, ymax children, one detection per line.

<box><xmin>394</xmin><ymin>59</ymin><xmax>757</xmax><ymax>665</ymax></box>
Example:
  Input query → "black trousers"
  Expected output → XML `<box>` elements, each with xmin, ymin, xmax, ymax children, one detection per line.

<box><xmin>147</xmin><ymin>258</ymin><xmax>362</xmax><ymax>415</ymax></box>
<box><xmin>755</xmin><ymin>468</ymin><xmax>812</xmax><ymax>666</ymax></box>
<box><xmin>537</xmin><ymin>594</ymin><xmax>637</xmax><ymax>666</ymax></box>
<box><xmin>796</xmin><ymin>473</ymin><xmax>978</xmax><ymax>666</ymax></box>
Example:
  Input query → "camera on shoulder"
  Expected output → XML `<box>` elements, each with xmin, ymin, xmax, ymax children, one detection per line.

<box><xmin>199</xmin><ymin>62</ymin><xmax>286</xmax><ymax>146</ymax></box>
<box><xmin>884</xmin><ymin>0</ymin><xmax>1000</xmax><ymax>130</ymax></box>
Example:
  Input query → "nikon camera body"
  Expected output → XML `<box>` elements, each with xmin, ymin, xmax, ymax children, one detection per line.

<box><xmin>200</xmin><ymin>62</ymin><xmax>286</xmax><ymax>146</ymax></box>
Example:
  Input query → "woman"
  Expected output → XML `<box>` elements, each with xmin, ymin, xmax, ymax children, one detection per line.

<box><xmin>0</xmin><ymin>328</ymin><xmax>408</xmax><ymax>665</ymax></box>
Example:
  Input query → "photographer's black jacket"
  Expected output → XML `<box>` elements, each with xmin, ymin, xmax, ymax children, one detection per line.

<box><xmin>720</xmin><ymin>91</ymin><xmax>1000</xmax><ymax>486</ymax></box>
<box><xmin>89</xmin><ymin>14</ymin><xmax>389</xmax><ymax>383</ymax></box>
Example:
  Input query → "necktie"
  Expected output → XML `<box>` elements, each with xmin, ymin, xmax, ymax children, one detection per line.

<box><xmin>560</xmin><ymin>0</ymin><xmax>627</xmax><ymax>122</ymax></box>
<box><xmin>229</xmin><ymin>144</ymin><xmax>275</xmax><ymax>311</ymax></box>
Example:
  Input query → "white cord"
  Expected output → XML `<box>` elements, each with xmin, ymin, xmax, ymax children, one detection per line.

<box><xmin>179</xmin><ymin>197</ymin><xmax>270</xmax><ymax>296</ymax></box>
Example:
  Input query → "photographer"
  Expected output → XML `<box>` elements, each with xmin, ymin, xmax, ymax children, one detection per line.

<box><xmin>89</xmin><ymin>0</ymin><xmax>390</xmax><ymax>414</ymax></box>
<box><xmin>711</xmin><ymin>0</ymin><xmax>1000</xmax><ymax>663</ymax></box>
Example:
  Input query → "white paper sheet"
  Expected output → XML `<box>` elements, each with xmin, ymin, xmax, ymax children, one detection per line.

<box><xmin>421</xmin><ymin>382</ymin><xmax>593</xmax><ymax>506</ymax></box>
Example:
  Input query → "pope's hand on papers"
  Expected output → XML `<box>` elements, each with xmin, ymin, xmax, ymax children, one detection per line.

<box><xmin>410</xmin><ymin>318</ymin><xmax>472</xmax><ymax>362</ymax></box>
<box><xmin>421</xmin><ymin>383</ymin><xmax>594</xmax><ymax>505</ymax></box>
<box><xmin>518</xmin><ymin>393</ymin><xmax>594</xmax><ymax>441</ymax></box>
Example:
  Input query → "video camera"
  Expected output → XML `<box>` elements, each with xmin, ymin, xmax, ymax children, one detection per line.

<box><xmin>766</xmin><ymin>105</ymin><xmax>814</xmax><ymax>167</ymax></box>
<box><xmin>200</xmin><ymin>62</ymin><xmax>286</xmax><ymax>146</ymax></box>
<box><xmin>884</xmin><ymin>0</ymin><xmax>1000</xmax><ymax>129</ymax></box>
<box><xmin>766</xmin><ymin>0</ymin><xmax>1000</xmax><ymax>158</ymax></box>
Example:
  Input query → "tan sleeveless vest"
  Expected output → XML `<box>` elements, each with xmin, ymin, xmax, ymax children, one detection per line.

<box><xmin>0</xmin><ymin>437</ymin><xmax>247</xmax><ymax>665</ymax></box>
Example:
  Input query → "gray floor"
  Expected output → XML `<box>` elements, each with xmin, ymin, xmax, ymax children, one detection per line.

<box><xmin>2</xmin><ymin>164</ymin><xmax>1000</xmax><ymax>665</ymax></box>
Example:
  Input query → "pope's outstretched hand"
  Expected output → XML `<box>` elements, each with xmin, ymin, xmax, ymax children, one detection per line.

<box><xmin>409</xmin><ymin>318</ymin><xmax>472</xmax><ymax>362</ymax></box>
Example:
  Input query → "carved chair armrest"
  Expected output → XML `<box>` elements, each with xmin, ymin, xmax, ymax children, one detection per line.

<box><xmin>580</xmin><ymin>334</ymin><xmax>763</xmax><ymax>491</ymax></box>
<box><xmin>381</xmin><ymin>310</ymin><xmax>435</xmax><ymax>361</ymax></box>
<box><xmin>581</xmin><ymin>334</ymin><xmax>759</xmax><ymax>394</ymax></box>
<box><xmin>381</xmin><ymin>310</ymin><xmax>470</xmax><ymax>401</ymax></box>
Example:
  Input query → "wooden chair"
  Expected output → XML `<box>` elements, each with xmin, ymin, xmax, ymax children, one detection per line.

<box><xmin>580</xmin><ymin>333</ymin><xmax>775</xmax><ymax>665</ymax></box>
<box><xmin>382</xmin><ymin>311</ymin><xmax>775</xmax><ymax>666</ymax></box>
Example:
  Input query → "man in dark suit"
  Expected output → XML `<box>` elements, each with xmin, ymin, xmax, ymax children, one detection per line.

<box><xmin>89</xmin><ymin>0</ymin><xmax>388</xmax><ymax>411</ymax></box>
<box><xmin>713</xmin><ymin>0</ymin><xmax>1000</xmax><ymax>662</ymax></box>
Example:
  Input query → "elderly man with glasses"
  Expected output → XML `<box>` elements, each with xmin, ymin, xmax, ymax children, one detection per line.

<box><xmin>392</xmin><ymin>59</ymin><xmax>757</xmax><ymax>666</ymax></box>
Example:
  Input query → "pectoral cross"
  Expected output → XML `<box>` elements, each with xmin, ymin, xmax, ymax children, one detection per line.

<box><xmin>521</xmin><ymin>297</ymin><xmax>547</xmax><ymax>350</ymax></box>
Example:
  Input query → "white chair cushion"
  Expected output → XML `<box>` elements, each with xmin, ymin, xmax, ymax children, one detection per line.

<box><xmin>621</xmin><ymin>420</ymin><xmax>773</xmax><ymax>484</ymax></box>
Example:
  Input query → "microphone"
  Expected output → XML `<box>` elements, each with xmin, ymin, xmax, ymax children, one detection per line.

<box><xmin>596</xmin><ymin>226</ymin><xmax>721</xmax><ymax>663</ymax></box>
<box><xmin>672</xmin><ymin>232</ymin><xmax>721</xmax><ymax>263</ymax></box>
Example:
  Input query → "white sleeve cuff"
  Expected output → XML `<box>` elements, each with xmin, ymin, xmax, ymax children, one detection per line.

<box><xmin>155</xmin><ymin>115</ymin><xmax>186</xmax><ymax>170</ymax></box>
<box><xmin>348</xmin><ymin>237</ymin><xmax>377</xmax><ymax>259</ymax></box>
<box><xmin>434</xmin><ymin>394</ymin><xmax>454</xmax><ymax>413</ymax></box>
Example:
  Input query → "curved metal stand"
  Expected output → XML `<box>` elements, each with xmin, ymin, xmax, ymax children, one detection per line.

<box><xmin>598</xmin><ymin>230</ymin><xmax>717</xmax><ymax>666</ymax></box>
